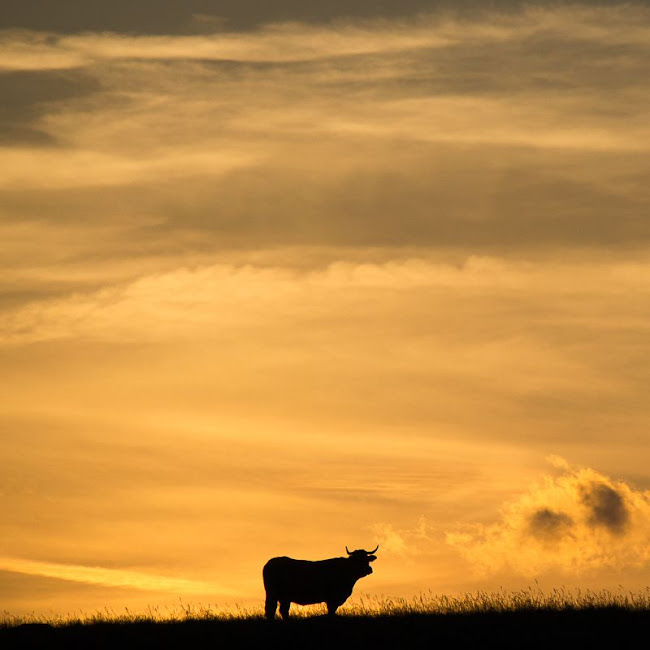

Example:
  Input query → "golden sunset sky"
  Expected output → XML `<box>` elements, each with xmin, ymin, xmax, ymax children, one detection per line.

<box><xmin>1</xmin><ymin>1</ymin><xmax>650</xmax><ymax>616</ymax></box>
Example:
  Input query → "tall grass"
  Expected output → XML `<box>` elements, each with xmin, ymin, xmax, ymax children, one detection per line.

<box><xmin>0</xmin><ymin>601</ymin><xmax>262</xmax><ymax>628</ymax></box>
<box><xmin>343</xmin><ymin>586</ymin><xmax>650</xmax><ymax>616</ymax></box>
<box><xmin>3</xmin><ymin>587</ymin><xmax>650</xmax><ymax>628</ymax></box>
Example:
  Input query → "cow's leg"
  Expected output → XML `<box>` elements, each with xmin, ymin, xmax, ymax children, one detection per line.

<box><xmin>326</xmin><ymin>602</ymin><xmax>339</xmax><ymax>616</ymax></box>
<box><xmin>265</xmin><ymin>593</ymin><xmax>278</xmax><ymax>619</ymax></box>
<box><xmin>279</xmin><ymin>600</ymin><xmax>291</xmax><ymax>620</ymax></box>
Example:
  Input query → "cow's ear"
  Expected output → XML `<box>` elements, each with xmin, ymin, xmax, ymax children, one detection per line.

<box><xmin>367</xmin><ymin>555</ymin><xmax>377</xmax><ymax>562</ymax></box>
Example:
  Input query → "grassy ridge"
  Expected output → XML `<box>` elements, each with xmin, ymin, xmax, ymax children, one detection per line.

<box><xmin>3</xmin><ymin>590</ymin><xmax>649</xmax><ymax>649</ymax></box>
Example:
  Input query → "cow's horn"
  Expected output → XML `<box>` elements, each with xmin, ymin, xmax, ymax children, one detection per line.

<box><xmin>366</xmin><ymin>545</ymin><xmax>379</xmax><ymax>554</ymax></box>
<box><xmin>346</xmin><ymin>546</ymin><xmax>352</xmax><ymax>555</ymax></box>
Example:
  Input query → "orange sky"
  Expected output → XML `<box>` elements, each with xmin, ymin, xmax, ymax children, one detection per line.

<box><xmin>1</xmin><ymin>1</ymin><xmax>650</xmax><ymax>617</ymax></box>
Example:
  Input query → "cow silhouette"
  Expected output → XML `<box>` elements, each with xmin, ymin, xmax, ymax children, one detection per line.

<box><xmin>263</xmin><ymin>546</ymin><xmax>378</xmax><ymax>619</ymax></box>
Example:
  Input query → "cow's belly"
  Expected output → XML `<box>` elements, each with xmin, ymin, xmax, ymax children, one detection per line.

<box><xmin>287</xmin><ymin>586</ymin><xmax>352</xmax><ymax>605</ymax></box>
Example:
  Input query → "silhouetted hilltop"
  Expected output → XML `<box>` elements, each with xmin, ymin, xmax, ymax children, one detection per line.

<box><xmin>2</xmin><ymin>608</ymin><xmax>648</xmax><ymax>650</ymax></box>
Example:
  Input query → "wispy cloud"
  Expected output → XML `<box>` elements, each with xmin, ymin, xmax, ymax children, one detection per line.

<box><xmin>0</xmin><ymin>556</ymin><xmax>227</xmax><ymax>594</ymax></box>
<box><xmin>0</xmin><ymin>22</ymin><xmax>451</xmax><ymax>71</ymax></box>
<box><xmin>2</xmin><ymin>257</ymin><xmax>648</xmax><ymax>345</ymax></box>
<box><xmin>2</xmin><ymin>6</ymin><xmax>650</xmax><ymax>71</ymax></box>
<box><xmin>1</xmin><ymin>5</ymin><xmax>648</xmax><ymax>285</ymax></box>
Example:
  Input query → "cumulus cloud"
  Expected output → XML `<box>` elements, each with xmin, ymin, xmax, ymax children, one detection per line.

<box><xmin>371</xmin><ymin>517</ymin><xmax>431</xmax><ymax>557</ymax></box>
<box><xmin>446</xmin><ymin>459</ymin><xmax>650</xmax><ymax>576</ymax></box>
<box><xmin>581</xmin><ymin>482</ymin><xmax>629</xmax><ymax>535</ymax></box>
<box><xmin>527</xmin><ymin>508</ymin><xmax>575</xmax><ymax>541</ymax></box>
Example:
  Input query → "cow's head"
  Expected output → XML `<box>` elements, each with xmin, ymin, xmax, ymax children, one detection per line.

<box><xmin>346</xmin><ymin>546</ymin><xmax>379</xmax><ymax>576</ymax></box>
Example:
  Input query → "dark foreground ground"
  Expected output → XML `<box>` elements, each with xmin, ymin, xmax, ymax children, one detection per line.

<box><xmin>2</xmin><ymin>608</ymin><xmax>647</xmax><ymax>650</ymax></box>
